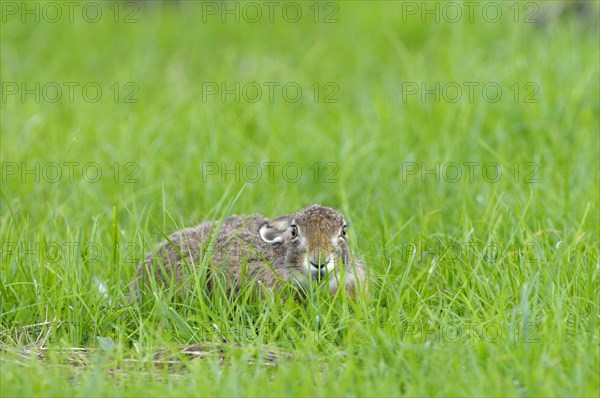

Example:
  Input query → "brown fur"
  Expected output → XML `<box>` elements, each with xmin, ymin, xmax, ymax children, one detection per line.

<box><xmin>133</xmin><ymin>204</ymin><xmax>367</xmax><ymax>299</ymax></box>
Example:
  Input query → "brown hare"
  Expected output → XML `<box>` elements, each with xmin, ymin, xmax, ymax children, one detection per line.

<box><xmin>133</xmin><ymin>204</ymin><xmax>367</xmax><ymax>299</ymax></box>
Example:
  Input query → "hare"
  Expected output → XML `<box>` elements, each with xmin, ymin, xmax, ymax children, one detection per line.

<box><xmin>133</xmin><ymin>204</ymin><xmax>367</xmax><ymax>299</ymax></box>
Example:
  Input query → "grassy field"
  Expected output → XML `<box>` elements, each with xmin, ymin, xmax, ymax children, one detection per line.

<box><xmin>1</xmin><ymin>1</ymin><xmax>599</xmax><ymax>396</ymax></box>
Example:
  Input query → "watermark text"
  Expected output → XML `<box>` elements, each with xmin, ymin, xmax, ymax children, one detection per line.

<box><xmin>400</xmin><ymin>162</ymin><xmax>539</xmax><ymax>183</ymax></box>
<box><xmin>201</xmin><ymin>82</ymin><xmax>338</xmax><ymax>103</ymax></box>
<box><xmin>1</xmin><ymin>1</ymin><xmax>139</xmax><ymax>23</ymax></box>
<box><xmin>1</xmin><ymin>82</ymin><xmax>139</xmax><ymax>103</ymax></box>
<box><xmin>1</xmin><ymin>162</ymin><xmax>140</xmax><ymax>184</ymax></box>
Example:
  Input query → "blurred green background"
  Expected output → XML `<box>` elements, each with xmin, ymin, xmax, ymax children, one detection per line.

<box><xmin>1</xmin><ymin>1</ymin><xmax>598</xmax><ymax>230</ymax></box>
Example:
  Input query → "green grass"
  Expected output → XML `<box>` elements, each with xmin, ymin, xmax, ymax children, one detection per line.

<box><xmin>1</xmin><ymin>1</ymin><xmax>599</xmax><ymax>396</ymax></box>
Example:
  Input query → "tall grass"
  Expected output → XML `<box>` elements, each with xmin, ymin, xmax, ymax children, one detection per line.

<box><xmin>1</xmin><ymin>1</ymin><xmax>598</xmax><ymax>396</ymax></box>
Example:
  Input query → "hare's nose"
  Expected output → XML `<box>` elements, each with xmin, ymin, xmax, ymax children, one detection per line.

<box><xmin>309</xmin><ymin>261</ymin><xmax>327</xmax><ymax>280</ymax></box>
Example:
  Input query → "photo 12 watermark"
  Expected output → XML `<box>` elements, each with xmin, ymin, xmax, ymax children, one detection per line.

<box><xmin>200</xmin><ymin>162</ymin><xmax>339</xmax><ymax>184</ymax></box>
<box><xmin>196</xmin><ymin>319</ymin><xmax>540</xmax><ymax>345</ymax></box>
<box><xmin>201</xmin><ymin>82</ymin><xmax>339</xmax><ymax>104</ymax></box>
<box><xmin>1</xmin><ymin>1</ymin><xmax>140</xmax><ymax>24</ymax></box>
<box><xmin>401</xmin><ymin>321</ymin><xmax>539</xmax><ymax>344</ymax></box>
<box><xmin>190</xmin><ymin>318</ymin><xmax>352</xmax><ymax>345</ymax></box>
<box><xmin>401</xmin><ymin>82</ymin><xmax>539</xmax><ymax>104</ymax></box>
<box><xmin>1</xmin><ymin>82</ymin><xmax>139</xmax><ymax>104</ymax></box>
<box><xmin>198</xmin><ymin>1</ymin><xmax>339</xmax><ymax>23</ymax></box>
<box><xmin>1</xmin><ymin>241</ymin><xmax>142</xmax><ymax>265</ymax></box>
<box><xmin>395</xmin><ymin>241</ymin><xmax>541</xmax><ymax>265</ymax></box>
<box><xmin>1</xmin><ymin>162</ymin><xmax>140</xmax><ymax>184</ymax></box>
<box><xmin>399</xmin><ymin>2</ymin><xmax>539</xmax><ymax>24</ymax></box>
<box><xmin>400</xmin><ymin>162</ymin><xmax>539</xmax><ymax>184</ymax></box>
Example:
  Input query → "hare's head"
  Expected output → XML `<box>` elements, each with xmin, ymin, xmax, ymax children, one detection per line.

<box><xmin>259</xmin><ymin>204</ymin><xmax>366</xmax><ymax>295</ymax></box>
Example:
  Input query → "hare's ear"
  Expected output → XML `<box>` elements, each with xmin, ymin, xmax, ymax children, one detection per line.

<box><xmin>259</xmin><ymin>216</ymin><xmax>291</xmax><ymax>244</ymax></box>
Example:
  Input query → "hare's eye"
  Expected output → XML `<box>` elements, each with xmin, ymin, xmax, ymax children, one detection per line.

<box><xmin>341</xmin><ymin>225</ymin><xmax>347</xmax><ymax>237</ymax></box>
<box><xmin>290</xmin><ymin>225</ymin><xmax>298</xmax><ymax>238</ymax></box>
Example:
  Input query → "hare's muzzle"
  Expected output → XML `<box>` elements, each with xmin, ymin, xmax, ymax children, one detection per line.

<box><xmin>309</xmin><ymin>259</ymin><xmax>331</xmax><ymax>280</ymax></box>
